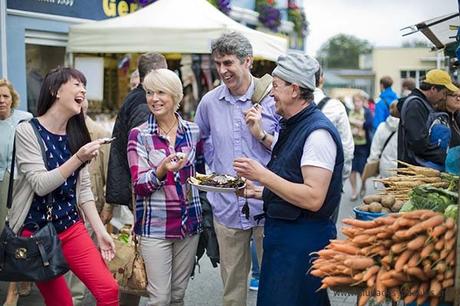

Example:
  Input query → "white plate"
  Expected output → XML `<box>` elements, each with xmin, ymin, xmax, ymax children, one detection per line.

<box><xmin>188</xmin><ymin>179</ymin><xmax>245</xmax><ymax>193</ymax></box>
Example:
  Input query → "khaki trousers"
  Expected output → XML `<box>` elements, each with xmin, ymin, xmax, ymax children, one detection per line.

<box><xmin>0</xmin><ymin>171</ymin><xmax>11</xmax><ymax>232</ymax></box>
<box><xmin>140</xmin><ymin>234</ymin><xmax>199</xmax><ymax>306</ymax></box>
<box><xmin>214</xmin><ymin>219</ymin><xmax>264</xmax><ymax>306</ymax></box>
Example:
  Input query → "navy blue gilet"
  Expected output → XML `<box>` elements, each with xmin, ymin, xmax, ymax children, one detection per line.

<box><xmin>262</xmin><ymin>102</ymin><xmax>344</xmax><ymax>220</ymax></box>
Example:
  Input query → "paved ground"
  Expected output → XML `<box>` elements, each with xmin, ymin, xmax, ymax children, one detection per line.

<box><xmin>0</xmin><ymin>178</ymin><xmax>377</xmax><ymax>306</ymax></box>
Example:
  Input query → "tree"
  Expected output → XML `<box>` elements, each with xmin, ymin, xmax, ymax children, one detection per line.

<box><xmin>316</xmin><ymin>34</ymin><xmax>373</xmax><ymax>69</ymax></box>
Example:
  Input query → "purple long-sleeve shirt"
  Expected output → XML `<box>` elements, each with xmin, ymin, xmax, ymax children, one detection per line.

<box><xmin>194</xmin><ymin>79</ymin><xmax>280</xmax><ymax>230</ymax></box>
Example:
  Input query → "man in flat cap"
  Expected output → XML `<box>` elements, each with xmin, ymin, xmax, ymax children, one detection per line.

<box><xmin>233</xmin><ymin>53</ymin><xmax>344</xmax><ymax>306</ymax></box>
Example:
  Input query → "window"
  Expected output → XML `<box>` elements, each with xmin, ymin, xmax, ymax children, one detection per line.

<box><xmin>400</xmin><ymin>70</ymin><xmax>427</xmax><ymax>86</ymax></box>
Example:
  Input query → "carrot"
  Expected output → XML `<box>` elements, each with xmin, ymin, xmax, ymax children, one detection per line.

<box><xmin>407</xmin><ymin>235</ymin><xmax>427</xmax><ymax>250</ymax></box>
<box><xmin>381</xmin><ymin>278</ymin><xmax>402</xmax><ymax>288</ymax></box>
<box><xmin>446</xmin><ymin>250</ymin><xmax>455</xmax><ymax>266</ymax></box>
<box><xmin>374</xmin><ymin>216</ymin><xmax>397</xmax><ymax>226</ymax></box>
<box><xmin>310</xmin><ymin>269</ymin><xmax>326</xmax><ymax>278</ymax></box>
<box><xmin>389</xmin><ymin>287</ymin><xmax>401</xmax><ymax>302</ymax></box>
<box><xmin>445</xmin><ymin>229</ymin><xmax>456</xmax><ymax>241</ymax></box>
<box><xmin>408</xmin><ymin>253</ymin><xmax>420</xmax><ymax>267</ymax></box>
<box><xmin>434</xmin><ymin>261</ymin><xmax>447</xmax><ymax>274</ymax></box>
<box><xmin>440</xmin><ymin>248</ymin><xmax>450</xmax><ymax>260</ymax></box>
<box><xmin>362</xmin><ymin>225</ymin><xmax>388</xmax><ymax>235</ymax></box>
<box><xmin>376</xmin><ymin>231</ymin><xmax>392</xmax><ymax>239</ymax></box>
<box><xmin>394</xmin><ymin>229</ymin><xmax>412</xmax><ymax>241</ymax></box>
<box><xmin>329</xmin><ymin>243</ymin><xmax>361</xmax><ymax>255</ymax></box>
<box><xmin>434</xmin><ymin>239</ymin><xmax>444</xmax><ymax>251</ymax></box>
<box><xmin>430</xmin><ymin>225</ymin><xmax>447</xmax><ymax>239</ymax></box>
<box><xmin>430</xmin><ymin>279</ymin><xmax>442</xmax><ymax>296</ymax></box>
<box><xmin>395</xmin><ymin>249</ymin><xmax>414</xmax><ymax>272</ymax></box>
<box><xmin>344</xmin><ymin>256</ymin><xmax>375</xmax><ymax>270</ymax></box>
<box><xmin>444</xmin><ymin>269</ymin><xmax>454</xmax><ymax>280</ymax></box>
<box><xmin>403</xmin><ymin>283</ymin><xmax>418</xmax><ymax>304</ymax></box>
<box><xmin>366</xmin><ymin>275</ymin><xmax>376</xmax><ymax>287</ymax></box>
<box><xmin>435</xmin><ymin>273</ymin><xmax>444</xmax><ymax>281</ymax></box>
<box><xmin>391</xmin><ymin>241</ymin><xmax>407</xmax><ymax>254</ymax></box>
<box><xmin>442</xmin><ymin>278</ymin><xmax>454</xmax><ymax>288</ymax></box>
<box><xmin>406</xmin><ymin>215</ymin><xmax>444</xmax><ymax>237</ymax></box>
<box><xmin>445</xmin><ymin>237</ymin><xmax>456</xmax><ymax>251</ymax></box>
<box><xmin>362</xmin><ymin>265</ymin><xmax>379</xmax><ymax>281</ymax></box>
<box><xmin>352</xmin><ymin>234</ymin><xmax>373</xmax><ymax>246</ymax></box>
<box><xmin>430</xmin><ymin>251</ymin><xmax>440</xmax><ymax>262</ymax></box>
<box><xmin>406</xmin><ymin>267</ymin><xmax>427</xmax><ymax>281</ymax></box>
<box><xmin>321</xmin><ymin>276</ymin><xmax>355</xmax><ymax>288</ymax></box>
<box><xmin>358</xmin><ymin>287</ymin><xmax>374</xmax><ymax>306</ymax></box>
<box><xmin>445</xmin><ymin>217</ymin><xmax>455</xmax><ymax>229</ymax></box>
<box><xmin>401</xmin><ymin>209</ymin><xmax>438</xmax><ymax>219</ymax></box>
<box><xmin>341</xmin><ymin>227</ymin><xmax>358</xmax><ymax>238</ymax></box>
<box><xmin>375</xmin><ymin>268</ymin><xmax>387</xmax><ymax>304</ymax></box>
<box><xmin>421</xmin><ymin>243</ymin><xmax>434</xmax><ymax>259</ymax></box>
<box><xmin>342</xmin><ymin>218</ymin><xmax>377</xmax><ymax>229</ymax></box>
<box><xmin>417</xmin><ymin>282</ymin><xmax>430</xmax><ymax>305</ymax></box>
<box><xmin>423</xmin><ymin>261</ymin><xmax>435</xmax><ymax>278</ymax></box>
<box><xmin>353</xmin><ymin>272</ymin><xmax>365</xmax><ymax>282</ymax></box>
<box><xmin>381</xmin><ymin>255</ymin><xmax>392</xmax><ymax>268</ymax></box>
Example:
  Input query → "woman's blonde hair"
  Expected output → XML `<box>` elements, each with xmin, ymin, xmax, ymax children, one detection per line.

<box><xmin>0</xmin><ymin>79</ymin><xmax>20</xmax><ymax>109</ymax></box>
<box><xmin>143</xmin><ymin>69</ymin><xmax>183</xmax><ymax>111</ymax></box>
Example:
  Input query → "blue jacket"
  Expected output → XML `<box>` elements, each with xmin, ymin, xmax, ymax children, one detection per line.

<box><xmin>373</xmin><ymin>87</ymin><xmax>398</xmax><ymax>130</ymax></box>
<box><xmin>262</xmin><ymin>103</ymin><xmax>344</xmax><ymax>220</ymax></box>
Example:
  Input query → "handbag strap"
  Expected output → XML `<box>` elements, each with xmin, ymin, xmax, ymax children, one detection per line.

<box><xmin>6</xmin><ymin>120</ymin><xmax>53</xmax><ymax>220</ymax></box>
<box><xmin>380</xmin><ymin>131</ymin><xmax>396</xmax><ymax>158</ymax></box>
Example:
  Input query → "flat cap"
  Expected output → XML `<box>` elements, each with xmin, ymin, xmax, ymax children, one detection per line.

<box><xmin>272</xmin><ymin>53</ymin><xmax>319</xmax><ymax>91</ymax></box>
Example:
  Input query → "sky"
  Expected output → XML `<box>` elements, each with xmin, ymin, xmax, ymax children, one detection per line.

<box><xmin>303</xmin><ymin>0</ymin><xmax>459</xmax><ymax>56</ymax></box>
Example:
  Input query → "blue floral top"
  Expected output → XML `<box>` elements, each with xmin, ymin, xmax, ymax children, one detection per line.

<box><xmin>24</xmin><ymin>119</ymin><xmax>80</xmax><ymax>233</ymax></box>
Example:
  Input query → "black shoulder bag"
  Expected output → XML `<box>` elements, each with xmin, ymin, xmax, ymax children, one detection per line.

<box><xmin>0</xmin><ymin>121</ymin><xmax>69</xmax><ymax>281</ymax></box>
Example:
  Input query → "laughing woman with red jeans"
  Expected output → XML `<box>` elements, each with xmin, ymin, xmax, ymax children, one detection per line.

<box><xmin>8</xmin><ymin>67</ymin><xmax>118</xmax><ymax>306</ymax></box>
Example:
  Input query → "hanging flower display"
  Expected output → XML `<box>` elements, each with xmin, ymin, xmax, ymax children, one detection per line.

<box><xmin>256</xmin><ymin>0</ymin><xmax>281</xmax><ymax>32</ymax></box>
<box><xmin>287</xmin><ymin>0</ymin><xmax>308</xmax><ymax>37</ymax></box>
<box><xmin>208</xmin><ymin>0</ymin><xmax>232</xmax><ymax>15</ymax></box>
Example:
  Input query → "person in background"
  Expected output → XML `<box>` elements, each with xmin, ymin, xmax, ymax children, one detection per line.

<box><xmin>439</xmin><ymin>83</ymin><xmax>460</xmax><ymax>174</ymax></box>
<box><xmin>233</xmin><ymin>53</ymin><xmax>343</xmax><ymax>306</ymax></box>
<box><xmin>401</xmin><ymin>78</ymin><xmax>416</xmax><ymax>98</ymax></box>
<box><xmin>373</xmin><ymin>76</ymin><xmax>398</xmax><ymax>130</ymax></box>
<box><xmin>349</xmin><ymin>92</ymin><xmax>373</xmax><ymax>200</ymax></box>
<box><xmin>194</xmin><ymin>32</ymin><xmax>279</xmax><ymax>306</ymax></box>
<box><xmin>129</xmin><ymin>69</ymin><xmax>140</xmax><ymax>91</ymax></box>
<box><xmin>128</xmin><ymin>69</ymin><xmax>204</xmax><ymax>305</ymax></box>
<box><xmin>9</xmin><ymin>67</ymin><xmax>118</xmax><ymax>306</ymax></box>
<box><xmin>0</xmin><ymin>79</ymin><xmax>33</xmax><ymax>306</ymax></box>
<box><xmin>107</xmin><ymin>53</ymin><xmax>167</xmax><ymax>306</ymax></box>
<box><xmin>67</xmin><ymin>98</ymin><xmax>113</xmax><ymax>306</ymax></box>
<box><xmin>397</xmin><ymin>69</ymin><xmax>458</xmax><ymax>169</ymax></box>
<box><xmin>313</xmin><ymin>65</ymin><xmax>354</xmax><ymax>222</ymax></box>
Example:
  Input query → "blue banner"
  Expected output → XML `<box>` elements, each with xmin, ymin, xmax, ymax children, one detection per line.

<box><xmin>7</xmin><ymin>0</ymin><xmax>151</xmax><ymax>20</ymax></box>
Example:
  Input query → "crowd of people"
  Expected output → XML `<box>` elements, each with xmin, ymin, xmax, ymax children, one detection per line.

<box><xmin>1</xmin><ymin>30</ymin><xmax>459</xmax><ymax>306</ymax></box>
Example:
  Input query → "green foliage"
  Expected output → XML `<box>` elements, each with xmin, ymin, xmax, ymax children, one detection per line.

<box><xmin>316</xmin><ymin>34</ymin><xmax>373</xmax><ymax>69</ymax></box>
<box><xmin>444</xmin><ymin>204</ymin><xmax>458</xmax><ymax>220</ymax></box>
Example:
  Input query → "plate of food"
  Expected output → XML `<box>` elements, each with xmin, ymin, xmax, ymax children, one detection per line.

<box><xmin>188</xmin><ymin>173</ymin><xmax>246</xmax><ymax>193</ymax></box>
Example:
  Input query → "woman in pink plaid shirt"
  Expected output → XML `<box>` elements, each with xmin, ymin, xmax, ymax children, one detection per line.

<box><xmin>127</xmin><ymin>69</ymin><xmax>204</xmax><ymax>306</ymax></box>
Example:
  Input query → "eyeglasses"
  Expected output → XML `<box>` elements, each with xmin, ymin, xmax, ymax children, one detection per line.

<box><xmin>447</xmin><ymin>94</ymin><xmax>460</xmax><ymax>99</ymax></box>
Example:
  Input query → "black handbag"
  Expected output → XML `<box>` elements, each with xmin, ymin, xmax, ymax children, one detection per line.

<box><xmin>0</xmin><ymin>121</ymin><xmax>69</xmax><ymax>281</ymax></box>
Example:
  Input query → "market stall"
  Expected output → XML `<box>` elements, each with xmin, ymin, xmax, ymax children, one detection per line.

<box><xmin>67</xmin><ymin>0</ymin><xmax>287</xmax><ymax>61</ymax></box>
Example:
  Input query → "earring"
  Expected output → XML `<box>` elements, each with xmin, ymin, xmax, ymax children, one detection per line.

<box><xmin>56</xmin><ymin>94</ymin><xmax>60</xmax><ymax>99</ymax></box>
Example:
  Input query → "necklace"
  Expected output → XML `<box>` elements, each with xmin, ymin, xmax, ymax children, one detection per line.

<box><xmin>158</xmin><ymin>118</ymin><xmax>177</xmax><ymax>138</ymax></box>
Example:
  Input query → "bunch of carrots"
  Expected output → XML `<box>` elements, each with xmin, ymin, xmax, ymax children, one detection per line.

<box><xmin>375</xmin><ymin>161</ymin><xmax>450</xmax><ymax>202</ymax></box>
<box><xmin>310</xmin><ymin>210</ymin><xmax>456</xmax><ymax>306</ymax></box>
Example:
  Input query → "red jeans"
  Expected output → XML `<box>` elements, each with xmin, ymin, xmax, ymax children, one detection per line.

<box><xmin>22</xmin><ymin>221</ymin><xmax>119</xmax><ymax>306</ymax></box>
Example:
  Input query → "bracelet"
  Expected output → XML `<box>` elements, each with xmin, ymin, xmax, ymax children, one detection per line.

<box><xmin>259</xmin><ymin>130</ymin><xmax>268</xmax><ymax>142</ymax></box>
<box><xmin>75</xmin><ymin>153</ymin><xmax>84</xmax><ymax>163</ymax></box>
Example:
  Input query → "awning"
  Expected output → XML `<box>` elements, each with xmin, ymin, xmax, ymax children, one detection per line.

<box><xmin>401</xmin><ymin>12</ymin><xmax>460</xmax><ymax>50</ymax></box>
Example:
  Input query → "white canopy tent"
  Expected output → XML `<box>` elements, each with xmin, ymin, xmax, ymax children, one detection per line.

<box><xmin>68</xmin><ymin>0</ymin><xmax>288</xmax><ymax>61</ymax></box>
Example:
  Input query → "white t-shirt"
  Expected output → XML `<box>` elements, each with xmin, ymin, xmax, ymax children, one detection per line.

<box><xmin>271</xmin><ymin>129</ymin><xmax>337</xmax><ymax>172</ymax></box>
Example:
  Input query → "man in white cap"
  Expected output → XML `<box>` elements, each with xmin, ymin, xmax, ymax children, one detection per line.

<box><xmin>233</xmin><ymin>53</ymin><xmax>344</xmax><ymax>306</ymax></box>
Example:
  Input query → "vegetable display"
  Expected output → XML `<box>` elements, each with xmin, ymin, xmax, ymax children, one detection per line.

<box><xmin>189</xmin><ymin>173</ymin><xmax>245</xmax><ymax>189</ymax></box>
<box><xmin>310</xmin><ymin>211</ymin><xmax>456</xmax><ymax>306</ymax></box>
